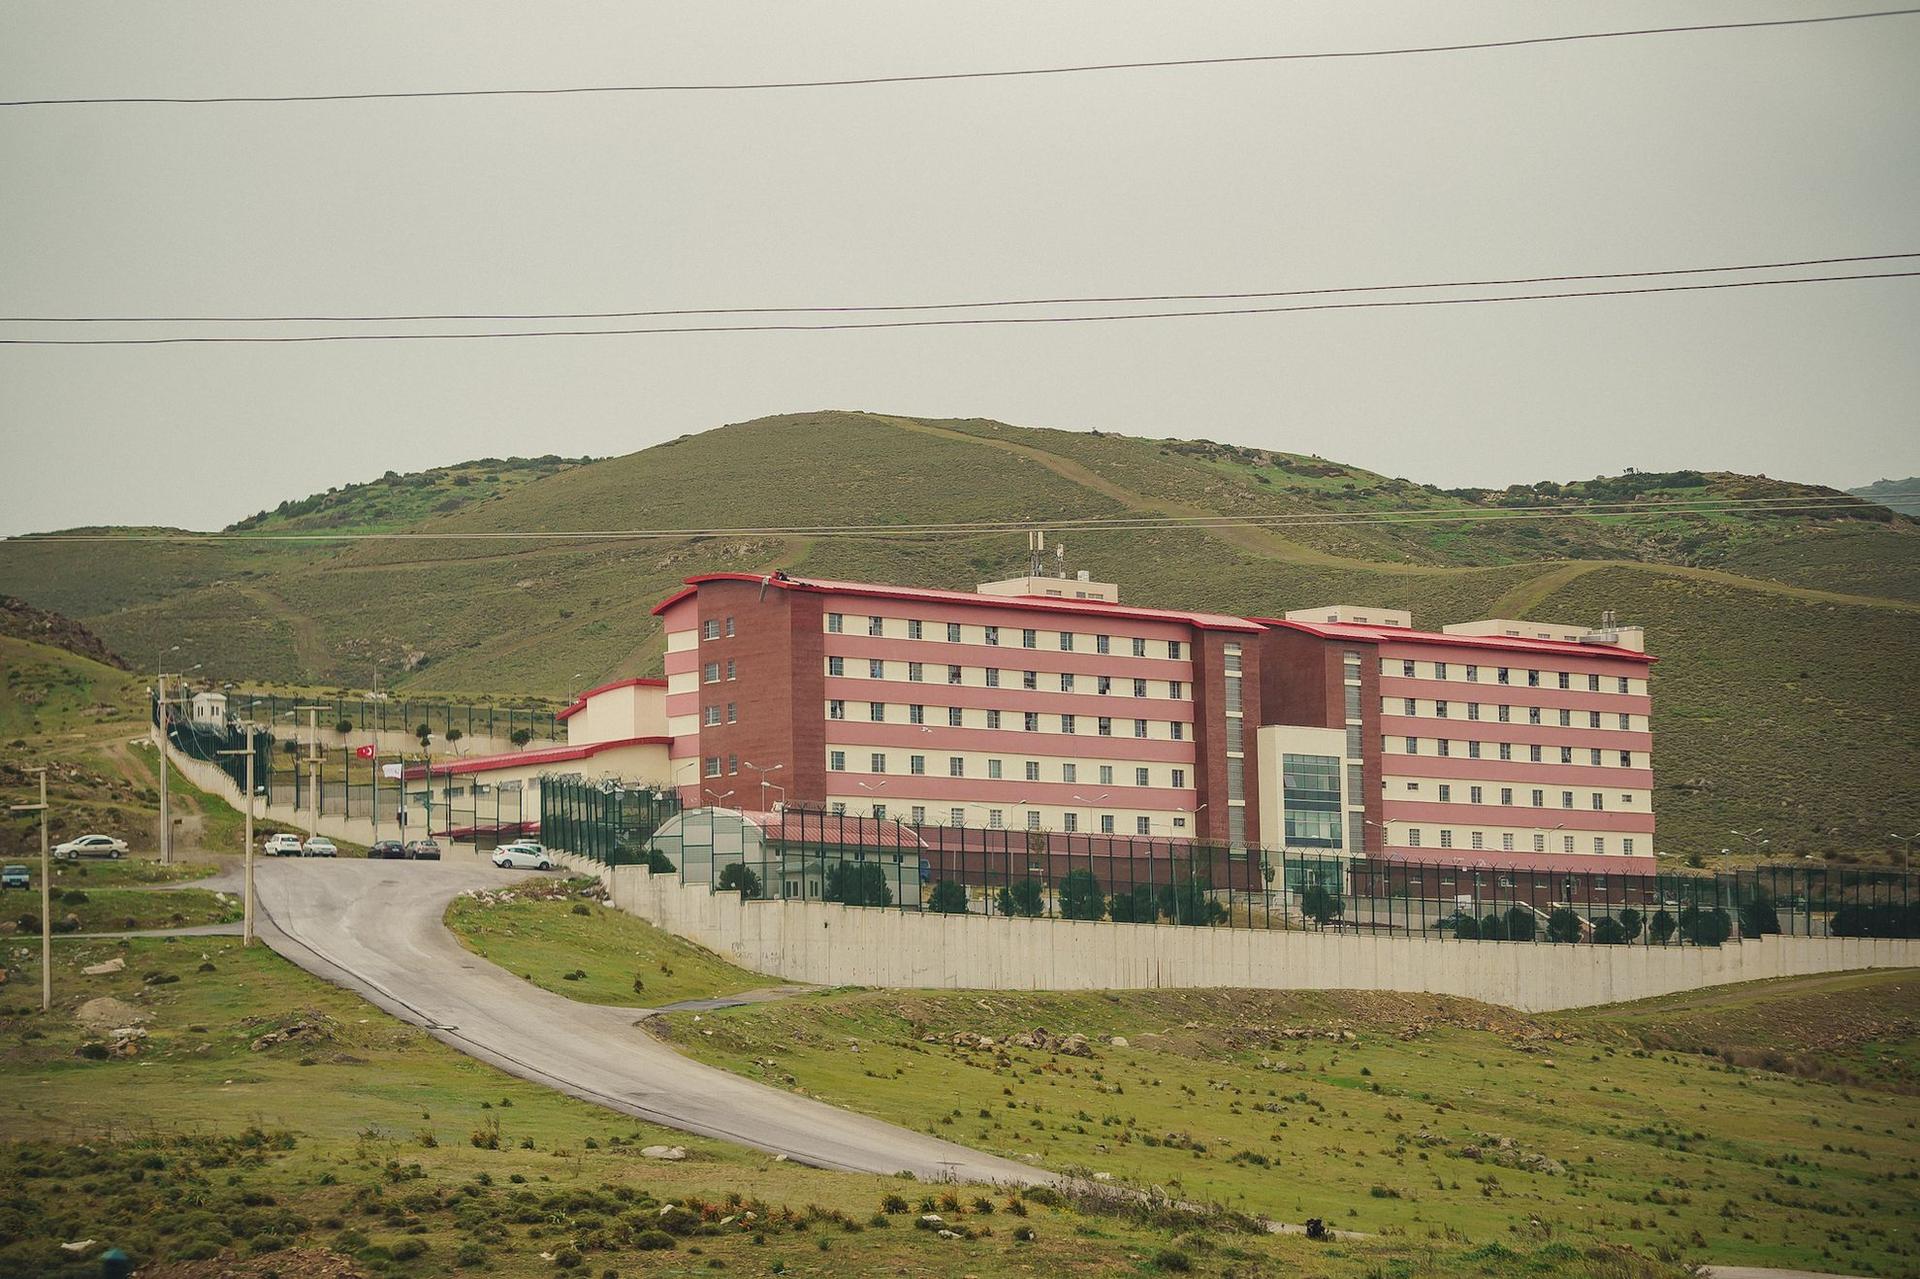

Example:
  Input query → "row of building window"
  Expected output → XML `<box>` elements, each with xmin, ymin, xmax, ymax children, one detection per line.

<box><xmin>1395</xmin><ymin>700</ymin><xmax>1636</xmax><ymax>730</ymax></box>
<box><xmin>1392</xmin><ymin>659</ymin><xmax>1635</xmax><ymax>694</ymax></box>
<box><xmin>699</xmin><ymin>617</ymin><xmax>737</xmax><ymax>641</ymax></box>
<box><xmin>701</xmin><ymin>660</ymin><xmax>737</xmax><ymax>683</ymax></box>
<box><xmin>827</xmin><ymin>750</ymin><xmax>1187</xmax><ymax>789</ymax></box>
<box><xmin>1413</xmin><ymin>781</ymin><xmax>1637</xmax><ymax>810</ymax></box>
<box><xmin>1399</xmin><ymin>738</ymin><xmax>1636</xmax><ymax>767</ymax></box>
<box><xmin>827</xmin><ymin>802</ymin><xmax>1164</xmax><ymax>835</ymax></box>
<box><xmin>1402</xmin><ymin>828</ymin><xmax>1635</xmax><ymax>856</ymax></box>
<box><xmin>827</xmin><ymin>612</ymin><xmax>1185</xmax><ymax>660</ymax></box>
<box><xmin>825</xmin><ymin>656</ymin><xmax>1186</xmax><ymax>699</ymax></box>
<box><xmin>826</xmin><ymin>700</ymin><xmax>1187</xmax><ymax>739</ymax></box>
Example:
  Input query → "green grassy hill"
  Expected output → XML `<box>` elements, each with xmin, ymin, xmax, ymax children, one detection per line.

<box><xmin>1852</xmin><ymin>476</ymin><xmax>1920</xmax><ymax>518</ymax></box>
<box><xmin>0</xmin><ymin>410</ymin><xmax>1914</xmax><ymax>858</ymax></box>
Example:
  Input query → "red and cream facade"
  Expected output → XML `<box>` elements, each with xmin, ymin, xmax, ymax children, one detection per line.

<box><xmin>651</xmin><ymin>574</ymin><xmax>1657</xmax><ymax>875</ymax></box>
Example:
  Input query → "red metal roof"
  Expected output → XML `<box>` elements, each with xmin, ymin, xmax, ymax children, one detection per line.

<box><xmin>1255</xmin><ymin>617</ymin><xmax>1655</xmax><ymax>664</ymax></box>
<box><xmin>404</xmin><ymin>735</ymin><xmax>670</xmax><ymax>779</ymax></box>
<box><xmin>652</xmin><ymin>573</ymin><xmax>1261</xmax><ymax>632</ymax></box>
<box><xmin>556</xmin><ymin>676</ymin><xmax>668</xmax><ymax>722</ymax></box>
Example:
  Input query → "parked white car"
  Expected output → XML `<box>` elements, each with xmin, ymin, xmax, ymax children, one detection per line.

<box><xmin>492</xmin><ymin>843</ymin><xmax>554</xmax><ymax>871</ymax></box>
<box><xmin>302</xmin><ymin>836</ymin><xmax>339</xmax><ymax>858</ymax></box>
<box><xmin>52</xmin><ymin>834</ymin><xmax>127</xmax><ymax>860</ymax></box>
<box><xmin>263</xmin><ymin>833</ymin><xmax>304</xmax><ymax>857</ymax></box>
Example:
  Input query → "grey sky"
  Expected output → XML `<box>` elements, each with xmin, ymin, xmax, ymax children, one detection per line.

<box><xmin>2</xmin><ymin>1</ymin><xmax>1916</xmax><ymax>537</ymax></box>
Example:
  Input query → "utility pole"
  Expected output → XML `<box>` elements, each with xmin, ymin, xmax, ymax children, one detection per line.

<box><xmin>217</xmin><ymin>727</ymin><xmax>257</xmax><ymax>945</ymax></box>
<box><xmin>295</xmin><ymin>705</ymin><xmax>324</xmax><ymax>845</ymax></box>
<box><xmin>156</xmin><ymin>672</ymin><xmax>172</xmax><ymax>865</ymax></box>
<box><xmin>9</xmin><ymin>768</ymin><xmax>51</xmax><ymax>1011</ymax></box>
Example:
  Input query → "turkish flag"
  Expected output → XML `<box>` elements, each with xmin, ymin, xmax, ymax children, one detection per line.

<box><xmin>354</xmin><ymin>744</ymin><xmax>376</xmax><ymax>759</ymax></box>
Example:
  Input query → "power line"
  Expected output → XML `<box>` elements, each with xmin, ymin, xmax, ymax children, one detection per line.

<box><xmin>3</xmin><ymin>271</ymin><xmax>1913</xmax><ymax>346</ymax></box>
<box><xmin>10</xmin><ymin>494</ymin><xmax>1910</xmax><ymax>545</ymax></box>
<box><xmin>6</xmin><ymin>252</ymin><xmax>1914</xmax><ymax>325</ymax></box>
<box><xmin>5</xmin><ymin>8</ymin><xmax>1914</xmax><ymax>107</ymax></box>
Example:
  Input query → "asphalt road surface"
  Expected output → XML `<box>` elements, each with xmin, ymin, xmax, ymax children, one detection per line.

<box><xmin>251</xmin><ymin>857</ymin><xmax>1043</xmax><ymax>1184</ymax></box>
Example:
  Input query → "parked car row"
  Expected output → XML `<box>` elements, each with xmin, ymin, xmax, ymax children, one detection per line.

<box><xmin>262</xmin><ymin>833</ymin><xmax>337</xmax><ymax>857</ymax></box>
<box><xmin>371</xmin><ymin>839</ymin><xmax>441</xmax><ymax>861</ymax></box>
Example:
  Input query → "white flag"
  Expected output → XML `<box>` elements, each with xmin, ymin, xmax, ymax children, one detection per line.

<box><xmin>381</xmin><ymin>762</ymin><xmax>403</xmax><ymax>780</ymax></box>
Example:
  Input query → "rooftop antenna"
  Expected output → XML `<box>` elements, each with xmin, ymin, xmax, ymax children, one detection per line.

<box><xmin>1027</xmin><ymin>530</ymin><xmax>1046</xmax><ymax>577</ymax></box>
<box><xmin>1054</xmin><ymin>543</ymin><xmax>1066</xmax><ymax>578</ymax></box>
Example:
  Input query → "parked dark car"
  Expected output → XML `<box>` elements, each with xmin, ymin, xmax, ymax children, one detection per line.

<box><xmin>404</xmin><ymin>839</ymin><xmax>442</xmax><ymax>861</ymax></box>
<box><xmin>371</xmin><ymin>840</ymin><xmax>406</xmax><ymax>860</ymax></box>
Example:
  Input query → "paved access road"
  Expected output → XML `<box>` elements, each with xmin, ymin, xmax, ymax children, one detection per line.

<box><xmin>250</xmin><ymin>857</ymin><xmax>1042</xmax><ymax>1184</ymax></box>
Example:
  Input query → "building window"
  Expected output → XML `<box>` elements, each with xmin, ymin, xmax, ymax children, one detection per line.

<box><xmin>1467</xmin><ymin>741</ymin><xmax>1481</xmax><ymax>759</ymax></box>
<box><xmin>1404</xmin><ymin>736</ymin><xmax>1418</xmax><ymax>754</ymax></box>
<box><xmin>1435</xmin><ymin>700</ymin><xmax>1449</xmax><ymax>718</ymax></box>
<box><xmin>1618</xmin><ymin>676</ymin><xmax>1630</xmax><ymax>693</ymax></box>
<box><xmin>1023</xmin><ymin>712</ymin><xmax>1039</xmax><ymax>732</ymax></box>
<box><xmin>726</xmin><ymin>702</ymin><xmax>737</xmax><ymax>723</ymax></box>
<box><xmin>1622</xmin><ymin>838</ymin><xmax>1634</xmax><ymax>855</ymax></box>
<box><xmin>1497</xmin><ymin>666</ymin><xmax>1510</xmax><ymax>685</ymax></box>
<box><xmin>1469</xmin><ymin>785</ymin><xmax>1483</xmax><ymax>804</ymax></box>
<box><xmin>1590</xmin><ymin>748</ymin><xmax>1602</xmax><ymax>765</ymax></box>
<box><xmin>830</xmin><ymin>802</ymin><xmax>846</xmax><ymax>815</ymax></box>
<box><xmin>947</xmin><ymin>622</ymin><xmax>962</xmax><ymax>643</ymax></box>
<box><xmin>872</xmin><ymin>804</ymin><xmax>887</xmax><ymax>820</ymax></box>
<box><xmin>987</xmin><ymin>759</ymin><xmax>1002</xmax><ymax>779</ymax></box>
<box><xmin>869</xmin><ymin>658</ymin><xmax>885</xmax><ymax>679</ymax></box>
<box><xmin>1170</xmin><ymin>722</ymin><xmax>1185</xmax><ymax>741</ymax></box>
<box><xmin>1136</xmin><ymin>816</ymin><xmax>1151</xmax><ymax>835</ymax></box>
<box><xmin>1557</xmin><ymin>671</ymin><xmax>1571</xmax><ymax>690</ymax></box>
<box><xmin>1531</xmin><ymin>789</ymin><xmax>1544</xmax><ymax>807</ymax></box>
<box><xmin>870</xmin><ymin>753</ymin><xmax>887</xmax><ymax>773</ymax></box>
<box><xmin>909</xmin><ymin>755</ymin><xmax>926</xmax><ymax>775</ymax></box>
<box><xmin>869</xmin><ymin>702</ymin><xmax>886</xmax><ymax>722</ymax></box>
<box><xmin>1529</xmin><ymin>744</ymin><xmax>1542</xmax><ymax>762</ymax></box>
<box><xmin>1135</xmin><ymin>767</ymin><xmax>1150</xmax><ymax>786</ymax></box>
<box><xmin>911</xmin><ymin>806</ymin><xmax>926</xmax><ymax>825</ymax></box>
<box><xmin>1532</xmin><ymin>833</ymin><xmax>1545</xmax><ymax>852</ymax></box>
<box><xmin>1467</xmin><ymin>703</ymin><xmax>1480</xmax><ymax>721</ymax></box>
<box><xmin>725</xmin><ymin>616</ymin><xmax>735</xmax><ymax>637</ymax></box>
<box><xmin>829</xmin><ymin>751</ymin><xmax>846</xmax><ymax>771</ymax></box>
<box><xmin>704</xmin><ymin>756</ymin><xmax>721</xmax><ymax>778</ymax></box>
<box><xmin>909</xmin><ymin>704</ymin><xmax>925</xmax><ymax>725</ymax></box>
<box><xmin>1528</xmin><ymin>706</ymin><xmax>1542</xmax><ymax>725</ymax></box>
<box><xmin>1171</xmin><ymin>768</ymin><xmax>1186</xmax><ymax>788</ymax></box>
<box><xmin>1133</xmin><ymin>678</ymin><xmax>1148</xmax><ymax>698</ymax></box>
<box><xmin>1403</xmin><ymin>697</ymin><xmax>1416</xmax><ymax>716</ymax></box>
<box><xmin>1168</xmin><ymin>641</ymin><xmax>1183</xmax><ymax>659</ymax></box>
<box><xmin>1593</xmin><ymin>836</ymin><xmax>1606</xmax><ymax>855</ymax></box>
<box><xmin>1619</xmin><ymin>750</ymin><xmax>1632</xmax><ymax>767</ymax></box>
<box><xmin>1500</xmin><ymin>787</ymin><xmax>1513</xmax><ymax>805</ymax></box>
<box><xmin>1024</xmin><ymin>760</ymin><xmax>1041</xmax><ymax>782</ymax></box>
<box><xmin>1558</xmin><ymin>708</ymin><xmax>1572</xmax><ymax>727</ymax></box>
<box><xmin>1439</xmin><ymin>829</ymin><xmax>1453</xmax><ymax>849</ymax></box>
<box><xmin>828</xmin><ymin>699</ymin><xmax>845</xmax><ymax>720</ymax></box>
<box><xmin>950</xmin><ymin>808</ymin><xmax>966</xmax><ymax>827</ymax></box>
<box><xmin>702</xmin><ymin>619</ymin><xmax>721</xmax><ymax>641</ymax></box>
<box><xmin>1099</xmin><ymin>765</ymin><xmax>1114</xmax><ymax>785</ymax></box>
<box><xmin>1060</xmin><ymin>672</ymin><xmax>1076</xmax><ymax>693</ymax></box>
<box><xmin>703</xmin><ymin>662</ymin><xmax>720</xmax><ymax>683</ymax></box>
<box><xmin>947</xmin><ymin>706</ymin><xmax>963</xmax><ymax>727</ymax></box>
<box><xmin>907</xmin><ymin>661</ymin><xmax>924</xmax><ymax>682</ymax></box>
<box><xmin>1062</xmin><ymin>762</ymin><xmax>1077</xmax><ymax>783</ymax></box>
<box><xmin>1063</xmin><ymin>812</ymin><xmax>1079</xmax><ymax>832</ymax></box>
<box><xmin>1133</xmin><ymin>719</ymin><xmax>1148</xmax><ymax>738</ymax></box>
<box><xmin>948</xmin><ymin>664</ymin><xmax>963</xmax><ymax>685</ymax></box>
<box><xmin>1587</xmin><ymin>710</ymin><xmax>1601</xmax><ymax>729</ymax></box>
<box><xmin>868</xmin><ymin>616</ymin><xmax>885</xmax><ymax>637</ymax></box>
<box><xmin>984</xmin><ymin>625</ymin><xmax>999</xmax><ymax>646</ymax></box>
<box><xmin>726</xmin><ymin>659</ymin><xmax>737</xmax><ymax>681</ymax></box>
<box><xmin>1096</xmin><ymin>675</ymin><xmax>1112</xmax><ymax>695</ymax></box>
<box><xmin>1132</xmin><ymin>637</ymin><xmax>1147</xmax><ymax>657</ymax></box>
<box><xmin>908</xmin><ymin>619</ymin><xmax>923</xmax><ymax>640</ymax></box>
<box><xmin>1435</xmin><ymin>662</ymin><xmax>1448</xmax><ymax>679</ymax></box>
<box><xmin>1499</xmin><ymin>742</ymin><xmax>1512</xmax><ymax>761</ymax></box>
<box><xmin>1022</xmin><ymin>670</ymin><xmax>1038</xmax><ymax>690</ymax></box>
<box><xmin>1561</xmin><ymin>790</ymin><xmax>1574</xmax><ymax>809</ymax></box>
<box><xmin>986</xmin><ymin>710</ymin><xmax>1002</xmax><ymax>729</ymax></box>
<box><xmin>1061</xmin><ymin>714</ymin><xmax>1076</xmax><ymax>734</ymax></box>
<box><xmin>1438</xmin><ymin>784</ymin><xmax>1451</xmax><ymax>802</ymax></box>
<box><xmin>1591</xmin><ymin>792</ymin><xmax>1604</xmax><ymax>810</ymax></box>
<box><xmin>1059</xmin><ymin>631</ymin><xmax>1074</xmax><ymax>651</ymax></box>
<box><xmin>1408</xmin><ymin>829</ymin><xmax>1422</xmax><ymax>847</ymax></box>
<box><xmin>1527</xmin><ymin>669</ymin><xmax>1541</xmax><ymax>687</ymax></box>
<box><xmin>728</xmin><ymin>754</ymin><xmax>738</xmax><ymax>774</ymax></box>
<box><xmin>988</xmin><ymin>809</ymin><xmax>1003</xmax><ymax>829</ymax></box>
<box><xmin>950</xmin><ymin>757</ymin><xmax>965</xmax><ymax>778</ymax></box>
<box><xmin>1619</xmin><ymin>712</ymin><xmax>1631</xmax><ymax>730</ymax></box>
<box><xmin>1027</xmin><ymin>811</ymin><xmax>1043</xmax><ymax>831</ymax></box>
<box><xmin>1560</xmin><ymin>746</ymin><xmax>1574</xmax><ymax>764</ymax></box>
<box><xmin>827</xmin><ymin>613</ymin><xmax>843</xmax><ymax>633</ymax></box>
<box><xmin>1498</xmin><ymin>704</ymin><xmax>1511</xmax><ymax>723</ymax></box>
<box><xmin>1022</xmin><ymin>628</ymin><xmax>1037</xmax><ymax>649</ymax></box>
<box><xmin>1098</xmin><ymin>814</ymin><xmax>1115</xmax><ymax>834</ymax></box>
<box><xmin>1096</xmin><ymin>634</ymin><xmax>1111</xmax><ymax>654</ymax></box>
<box><xmin>1471</xmin><ymin>831</ymin><xmax>1484</xmax><ymax>850</ymax></box>
<box><xmin>985</xmin><ymin>668</ymin><xmax>1000</xmax><ymax>688</ymax></box>
<box><xmin>828</xmin><ymin>656</ymin><xmax>845</xmax><ymax>677</ymax></box>
<box><xmin>1563</xmin><ymin>835</ymin><xmax>1576</xmax><ymax>853</ymax></box>
<box><xmin>1170</xmin><ymin>680</ymin><xmax>1184</xmax><ymax>699</ymax></box>
<box><xmin>1437</xmin><ymin>739</ymin><xmax>1451</xmax><ymax>757</ymax></box>
<box><xmin>1098</xmin><ymin>717</ymin><xmax>1113</xmax><ymax>736</ymax></box>
<box><xmin>703</xmin><ymin>705</ymin><xmax>721</xmax><ymax>726</ymax></box>
<box><xmin>1466</xmin><ymin>664</ymin><xmax>1478</xmax><ymax>682</ymax></box>
<box><xmin>1401</xmin><ymin>660</ymin><xmax>1415</xmax><ymax>677</ymax></box>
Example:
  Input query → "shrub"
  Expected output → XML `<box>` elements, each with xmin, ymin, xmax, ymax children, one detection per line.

<box><xmin>996</xmin><ymin>878</ymin><xmax>1044</xmax><ymax>918</ymax></box>
<box><xmin>634</xmin><ymin>1231</ymin><xmax>676</xmax><ymax>1251</ymax></box>
<box><xmin>645</xmin><ymin>851</ymin><xmax>676</xmax><ymax>874</ymax></box>
<box><xmin>1057</xmin><ymin>869</ymin><xmax>1105</xmax><ymax>920</ymax></box>
<box><xmin>826</xmin><ymin>862</ymin><xmax>894</xmax><ymax>907</ymax></box>
<box><xmin>1158</xmin><ymin>877</ymin><xmax>1226</xmax><ymax>926</ymax></box>
<box><xmin>880</xmin><ymin>1194</ymin><xmax>909</xmax><ymax>1214</ymax></box>
<box><xmin>1106</xmin><ymin>883</ymin><xmax>1157</xmax><ymax>923</ymax></box>
<box><xmin>1505</xmin><ymin>906</ymin><xmax>1537</xmax><ymax>941</ymax></box>
<box><xmin>927</xmin><ymin>880</ymin><xmax>969</xmax><ymax>914</ymax></box>
<box><xmin>1450</xmin><ymin>913</ymin><xmax>1480</xmax><ymax>940</ymax></box>
<box><xmin>335</xmin><ymin>719</ymin><xmax>354</xmax><ymax>735</ymax></box>
<box><xmin>1618</xmin><ymin>907</ymin><xmax>1644</xmax><ymax>941</ymax></box>
<box><xmin>1679</xmin><ymin>905</ymin><xmax>1733</xmax><ymax>947</ymax></box>
<box><xmin>1300</xmin><ymin>884</ymin><xmax>1344</xmax><ymax>928</ymax></box>
<box><xmin>1648</xmin><ymin>909</ymin><xmax>1677</xmax><ymax>945</ymax></box>
<box><xmin>510</xmin><ymin>728</ymin><xmax>535</xmax><ymax>747</ymax></box>
<box><xmin>1737</xmin><ymin>891</ymin><xmax>1781</xmax><ymax>938</ymax></box>
<box><xmin>61</xmin><ymin>889</ymin><xmax>89</xmax><ymax>905</ymax></box>
<box><xmin>1479</xmin><ymin>913</ymin><xmax>1509</xmax><ymax>940</ymax></box>
<box><xmin>1154</xmin><ymin>1248</ymin><xmax>1192</xmax><ymax>1271</ymax></box>
<box><xmin>717</xmin><ymin>863</ymin><xmax>763</xmax><ymax>899</ymax></box>
<box><xmin>1592</xmin><ymin>918</ymin><xmax>1627</xmax><ymax>945</ymax></box>
<box><xmin>455</xmin><ymin>1241</ymin><xmax>488</xmax><ymax>1266</ymax></box>
<box><xmin>1546</xmin><ymin>907</ymin><xmax>1582</xmax><ymax>944</ymax></box>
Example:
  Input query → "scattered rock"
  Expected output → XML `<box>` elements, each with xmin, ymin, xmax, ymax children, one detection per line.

<box><xmin>1109</xmin><ymin>1035</ymin><xmax>1129</xmax><ymax>1048</ymax></box>
<box><xmin>641</xmin><ymin>1145</ymin><xmax>687</xmax><ymax>1161</ymax></box>
<box><xmin>75</xmin><ymin>996</ymin><xmax>148</xmax><ymax>1031</ymax></box>
<box><xmin>82</xmin><ymin>957</ymin><xmax>125</xmax><ymax>976</ymax></box>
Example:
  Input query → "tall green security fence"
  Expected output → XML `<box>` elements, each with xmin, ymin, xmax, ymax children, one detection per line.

<box><xmin>531</xmin><ymin>784</ymin><xmax>1920</xmax><ymax>949</ymax></box>
<box><xmin>223</xmin><ymin>691</ymin><xmax>563</xmax><ymax>745</ymax></box>
<box><xmin>539</xmin><ymin>775</ymin><xmax>681</xmax><ymax>864</ymax></box>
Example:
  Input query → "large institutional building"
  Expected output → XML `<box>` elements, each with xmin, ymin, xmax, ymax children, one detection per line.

<box><xmin>634</xmin><ymin>570</ymin><xmax>1655</xmax><ymax>874</ymax></box>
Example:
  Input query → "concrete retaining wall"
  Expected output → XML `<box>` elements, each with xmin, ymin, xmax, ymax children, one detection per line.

<box><xmin>161</xmin><ymin>733</ymin><xmax>426</xmax><ymax>852</ymax></box>
<box><xmin>558</xmin><ymin>851</ymin><xmax>1920</xmax><ymax>1013</ymax></box>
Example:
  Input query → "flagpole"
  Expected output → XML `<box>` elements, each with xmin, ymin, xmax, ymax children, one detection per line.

<box><xmin>370</xmin><ymin>741</ymin><xmax>379</xmax><ymax>847</ymax></box>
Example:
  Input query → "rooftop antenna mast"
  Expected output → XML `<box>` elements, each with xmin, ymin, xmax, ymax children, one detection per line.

<box><xmin>1027</xmin><ymin>530</ymin><xmax>1046</xmax><ymax>577</ymax></box>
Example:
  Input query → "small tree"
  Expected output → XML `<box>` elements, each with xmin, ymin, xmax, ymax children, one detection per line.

<box><xmin>928</xmin><ymin>880</ymin><xmax>970</xmax><ymax>914</ymax></box>
<box><xmin>446</xmin><ymin>727</ymin><xmax>464</xmax><ymax>748</ymax></box>
<box><xmin>1300</xmin><ymin>884</ymin><xmax>1344</xmax><ymax>929</ymax></box>
<box><xmin>1679</xmin><ymin>904</ymin><xmax>1732</xmax><ymax>947</ymax></box>
<box><xmin>1479</xmin><ymin>912</ymin><xmax>1509</xmax><ymax>940</ymax></box>
<box><xmin>1107</xmin><ymin>883</ymin><xmax>1157</xmax><ymax>923</ymax></box>
<box><xmin>1737</xmin><ymin>891</ymin><xmax>1781</xmax><ymax>938</ymax></box>
<box><xmin>1618</xmin><ymin>907</ymin><xmax>1644</xmax><ymax>941</ymax></box>
<box><xmin>335</xmin><ymin>718</ymin><xmax>354</xmax><ymax>735</ymax></box>
<box><xmin>644</xmin><ymin>850</ymin><xmax>675</xmax><ymax>875</ymax></box>
<box><xmin>1647</xmin><ymin>909</ymin><xmax>1677</xmax><ymax>945</ymax></box>
<box><xmin>1592</xmin><ymin>917</ymin><xmax>1627</xmax><ymax>945</ymax></box>
<box><xmin>1546</xmin><ymin>907</ymin><xmax>1583</xmax><ymax>944</ymax></box>
<box><xmin>826</xmin><ymin>861</ymin><xmax>894</xmax><ymax>908</ymax></box>
<box><xmin>1504</xmin><ymin>906</ymin><xmax>1537</xmax><ymax>942</ymax></box>
<box><xmin>510</xmin><ymin>727</ymin><xmax>535</xmax><ymax>747</ymax></box>
<box><xmin>1451</xmin><ymin>913</ymin><xmax>1481</xmax><ymax>940</ymax></box>
<box><xmin>1057</xmin><ymin>869</ymin><xmax>1105</xmax><ymax>921</ymax></box>
<box><xmin>415</xmin><ymin>723</ymin><xmax>432</xmax><ymax>748</ymax></box>
<box><xmin>717</xmin><ymin>862</ymin><xmax>762</xmax><ymax>899</ymax></box>
<box><xmin>1158</xmin><ymin>878</ymin><xmax>1226</xmax><ymax>926</ymax></box>
<box><xmin>996</xmin><ymin>878</ymin><xmax>1044</xmax><ymax>918</ymax></box>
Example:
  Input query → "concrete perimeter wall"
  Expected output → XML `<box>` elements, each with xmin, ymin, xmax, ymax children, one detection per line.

<box><xmin>554</xmin><ymin>852</ymin><xmax>1920</xmax><ymax>1014</ymax></box>
<box><xmin>161</xmin><ymin>733</ymin><xmax>425</xmax><ymax>852</ymax></box>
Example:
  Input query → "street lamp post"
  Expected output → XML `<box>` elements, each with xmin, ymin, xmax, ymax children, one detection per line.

<box><xmin>742</xmin><ymin>760</ymin><xmax>785</xmax><ymax>812</ymax></box>
<box><xmin>8</xmin><ymin>768</ymin><xmax>50</xmax><ymax>1011</ymax></box>
<box><xmin>217</xmin><ymin>726</ymin><xmax>258</xmax><ymax>946</ymax></box>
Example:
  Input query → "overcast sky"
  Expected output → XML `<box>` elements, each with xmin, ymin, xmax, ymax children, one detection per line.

<box><xmin>2</xmin><ymin>2</ymin><xmax>1916</xmax><ymax>536</ymax></box>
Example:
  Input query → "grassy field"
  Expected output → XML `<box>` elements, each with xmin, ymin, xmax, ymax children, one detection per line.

<box><xmin>653</xmin><ymin>977</ymin><xmax>1920</xmax><ymax>1277</ymax></box>
<box><xmin>10</xmin><ymin>885</ymin><xmax>239</xmax><ymax>934</ymax></box>
<box><xmin>0</xmin><ymin>933</ymin><xmax>1688</xmax><ymax>1278</ymax></box>
<box><xmin>1</xmin><ymin>411</ymin><xmax>1914</xmax><ymax>860</ymax></box>
<box><xmin>444</xmin><ymin>877</ymin><xmax>768</xmax><ymax>1007</ymax></box>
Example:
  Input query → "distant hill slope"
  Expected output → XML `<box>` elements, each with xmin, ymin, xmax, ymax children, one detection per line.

<box><xmin>0</xmin><ymin>595</ymin><xmax>128</xmax><ymax>669</ymax></box>
<box><xmin>0</xmin><ymin>410</ymin><xmax>1914</xmax><ymax>858</ymax></box>
<box><xmin>1851</xmin><ymin>477</ymin><xmax>1920</xmax><ymax>517</ymax></box>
